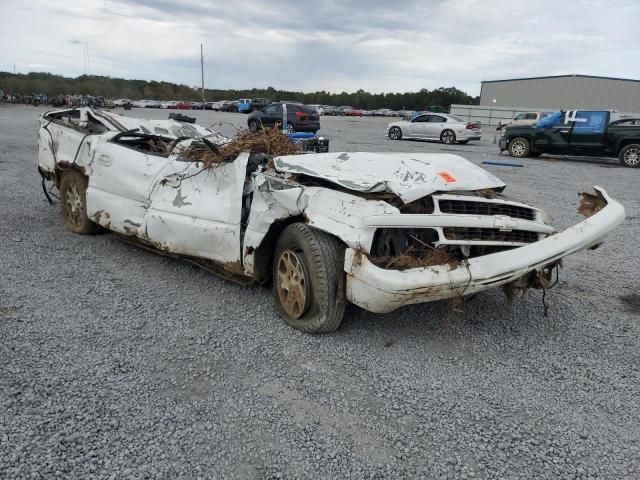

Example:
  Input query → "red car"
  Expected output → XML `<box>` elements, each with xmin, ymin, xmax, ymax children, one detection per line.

<box><xmin>345</xmin><ymin>109</ymin><xmax>363</xmax><ymax>117</ymax></box>
<box><xmin>175</xmin><ymin>101</ymin><xmax>192</xmax><ymax>110</ymax></box>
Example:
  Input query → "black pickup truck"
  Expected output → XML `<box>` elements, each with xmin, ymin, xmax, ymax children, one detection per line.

<box><xmin>499</xmin><ymin>110</ymin><xmax>640</xmax><ymax>167</ymax></box>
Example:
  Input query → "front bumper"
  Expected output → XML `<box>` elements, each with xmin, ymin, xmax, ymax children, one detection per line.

<box><xmin>499</xmin><ymin>137</ymin><xmax>507</xmax><ymax>150</ymax></box>
<box><xmin>344</xmin><ymin>187</ymin><xmax>625</xmax><ymax>313</ymax></box>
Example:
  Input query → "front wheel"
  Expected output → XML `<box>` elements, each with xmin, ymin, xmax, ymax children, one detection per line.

<box><xmin>59</xmin><ymin>170</ymin><xmax>100</xmax><ymax>234</ymax></box>
<box><xmin>273</xmin><ymin>223</ymin><xmax>346</xmax><ymax>333</ymax></box>
<box><xmin>388</xmin><ymin>126</ymin><xmax>402</xmax><ymax>140</ymax></box>
<box><xmin>508</xmin><ymin>137</ymin><xmax>530</xmax><ymax>158</ymax></box>
<box><xmin>619</xmin><ymin>144</ymin><xmax>640</xmax><ymax>168</ymax></box>
<box><xmin>440</xmin><ymin>129</ymin><xmax>456</xmax><ymax>144</ymax></box>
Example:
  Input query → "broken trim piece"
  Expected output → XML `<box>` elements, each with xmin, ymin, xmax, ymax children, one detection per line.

<box><xmin>344</xmin><ymin>187</ymin><xmax>625</xmax><ymax>313</ymax></box>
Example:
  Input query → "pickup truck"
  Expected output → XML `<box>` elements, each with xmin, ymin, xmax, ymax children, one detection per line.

<box><xmin>499</xmin><ymin>110</ymin><xmax>640</xmax><ymax>167</ymax></box>
<box><xmin>237</xmin><ymin>98</ymin><xmax>271</xmax><ymax>114</ymax></box>
<box><xmin>496</xmin><ymin>111</ymin><xmax>552</xmax><ymax>130</ymax></box>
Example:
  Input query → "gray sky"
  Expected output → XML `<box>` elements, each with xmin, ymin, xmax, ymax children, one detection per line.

<box><xmin>2</xmin><ymin>0</ymin><xmax>639</xmax><ymax>96</ymax></box>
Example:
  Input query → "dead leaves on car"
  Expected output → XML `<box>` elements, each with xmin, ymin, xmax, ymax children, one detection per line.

<box><xmin>177</xmin><ymin>125</ymin><xmax>301</xmax><ymax>169</ymax></box>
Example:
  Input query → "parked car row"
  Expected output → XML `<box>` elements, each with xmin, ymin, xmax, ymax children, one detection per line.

<box><xmin>320</xmin><ymin>106</ymin><xmax>423</xmax><ymax>117</ymax></box>
<box><xmin>108</xmin><ymin>97</ymin><xmax>447</xmax><ymax>120</ymax></box>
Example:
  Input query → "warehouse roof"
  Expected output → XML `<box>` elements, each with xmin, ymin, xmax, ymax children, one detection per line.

<box><xmin>481</xmin><ymin>74</ymin><xmax>640</xmax><ymax>84</ymax></box>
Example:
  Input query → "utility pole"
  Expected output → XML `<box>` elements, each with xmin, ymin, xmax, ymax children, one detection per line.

<box><xmin>200</xmin><ymin>43</ymin><xmax>205</xmax><ymax>104</ymax></box>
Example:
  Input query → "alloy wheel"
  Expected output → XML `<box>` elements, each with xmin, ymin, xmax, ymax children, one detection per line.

<box><xmin>511</xmin><ymin>140</ymin><xmax>527</xmax><ymax>156</ymax></box>
<box><xmin>64</xmin><ymin>182</ymin><xmax>84</xmax><ymax>228</ymax></box>
<box><xmin>623</xmin><ymin>148</ymin><xmax>639</xmax><ymax>166</ymax></box>
<box><xmin>442</xmin><ymin>131</ymin><xmax>455</xmax><ymax>144</ymax></box>
<box><xmin>276</xmin><ymin>250</ymin><xmax>309</xmax><ymax>319</ymax></box>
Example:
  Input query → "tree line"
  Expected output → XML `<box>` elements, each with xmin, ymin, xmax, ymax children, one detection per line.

<box><xmin>0</xmin><ymin>72</ymin><xmax>479</xmax><ymax>110</ymax></box>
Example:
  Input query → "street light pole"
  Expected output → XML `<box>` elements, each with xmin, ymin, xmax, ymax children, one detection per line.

<box><xmin>200</xmin><ymin>44</ymin><xmax>205</xmax><ymax>104</ymax></box>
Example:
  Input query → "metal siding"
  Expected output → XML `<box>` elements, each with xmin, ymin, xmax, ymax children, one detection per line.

<box><xmin>480</xmin><ymin>76</ymin><xmax>640</xmax><ymax>112</ymax></box>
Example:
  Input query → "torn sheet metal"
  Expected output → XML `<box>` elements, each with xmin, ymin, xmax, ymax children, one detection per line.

<box><xmin>273</xmin><ymin>152</ymin><xmax>506</xmax><ymax>203</ymax></box>
<box><xmin>37</xmin><ymin>107</ymin><xmax>229</xmax><ymax>175</ymax></box>
<box><xmin>241</xmin><ymin>179</ymin><xmax>398</xmax><ymax>275</ymax></box>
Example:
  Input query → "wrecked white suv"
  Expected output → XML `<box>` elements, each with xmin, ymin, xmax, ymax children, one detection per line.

<box><xmin>38</xmin><ymin>108</ymin><xmax>625</xmax><ymax>333</ymax></box>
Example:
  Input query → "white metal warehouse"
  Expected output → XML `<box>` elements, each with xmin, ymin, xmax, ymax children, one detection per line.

<box><xmin>479</xmin><ymin>74</ymin><xmax>640</xmax><ymax>112</ymax></box>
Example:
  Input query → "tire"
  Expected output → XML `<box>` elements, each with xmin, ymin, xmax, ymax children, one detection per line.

<box><xmin>248</xmin><ymin>119</ymin><xmax>260</xmax><ymax>132</ymax></box>
<box><xmin>388</xmin><ymin>126</ymin><xmax>402</xmax><ymax>140</ymax></box>
<box><xmin>508</xmin><ymin>137</ymin><xmax>530</xmax><ymax>158</ymax></box>
<box><xmin>440</xmin><ymin>129</ymin><xmax>456</xmax><ymax>144</ymax></box>
<box><xmin>619</xmin><ymin>144</ymin><xmax>640</xmax><ymax>168</ymax></box>
<box><xmin>273</xmin><ymin>223</ymin><xmax>346</xmax><ymax>333</ymax></box>
<box><xmin>59</xmin><ymin>170</ymin><xmax>100</xmax><ymax>234</ymax></box>
<box><xmin>457</xmin><ymin>140</ymin><xmax>469</xmax><ymax>144</ymax></box>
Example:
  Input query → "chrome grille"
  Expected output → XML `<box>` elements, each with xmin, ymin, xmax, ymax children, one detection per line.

<box><xmin>443</xmin><ymin>227</ymin><xmax>539</xmax><ymax>244</ymax></box>
<box><xmin>438</xmin><ymin>199</ymin><xmax>536</xmax><ymax>221</ymax></box>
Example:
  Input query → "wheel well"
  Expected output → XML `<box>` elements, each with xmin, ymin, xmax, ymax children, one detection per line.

<box><xmin>252</xmin><ymin>215</ymin><xmax>305</xmax><ymax>284</ymax></box>
<box><xmin>617</xmin><ymin>139</ymin><xmax>640</xmax><ymax>154</ymax></box>
<box><xmin>53</xmin><ymin>163</ymin><xmax>88</xmax><ymax>189</ymax></box>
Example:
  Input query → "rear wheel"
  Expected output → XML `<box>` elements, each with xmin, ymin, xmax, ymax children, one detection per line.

<box><xmin>389</xmin><ymin>126</ymin><xmax>402</xmax><ymax>140</ymax></box>
<box><xmin>59</xmin><ymin>170</ymin><xmax>100</xmax><ymax>234</ymax></box>
<box><xmin>440</xmin><ymin>129</ymin><xmax>456</xmax><ymax>144</ymax></box>
<box><xmin>248</xmin><ymin>119</ymin><xmax>260</xmax><ymax>132</ymax></box>
<box><xmin>273</xmin><ymin>223</ymin><xmax>346</xmax><ymax>333</ymax></box>
<box><xmin>619</xmin><ymin>144</ymin><xmax>640</xmax><ymax>168</ymax></box>
<box><xmin>508</xmin><ymin>137</ymin><xmax>530</xmax><ymax>158</ymax></box>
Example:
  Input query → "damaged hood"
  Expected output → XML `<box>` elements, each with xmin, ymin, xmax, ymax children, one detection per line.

<box><xmin>273</xmin><ymin>152</ymin><xmax>506</xmax><ymax>203</ymax></box>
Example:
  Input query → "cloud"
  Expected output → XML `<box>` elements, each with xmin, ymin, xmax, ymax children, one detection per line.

<box><xmin>0</xmin><ymin>0</ymin><xmax>638</xmax><ymax>95</ymax></box>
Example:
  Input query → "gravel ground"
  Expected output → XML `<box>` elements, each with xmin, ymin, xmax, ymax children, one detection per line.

<box><xmin>1</xmin><ymin>105</ymin><xmax>638</xmax><ymax>479</ymax></box>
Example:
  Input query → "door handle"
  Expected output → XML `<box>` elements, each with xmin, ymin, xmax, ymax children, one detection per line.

<box><xmin>96</xmin><ymin>153</ymin><xmax>113</xmax><ymax>166</ymax></box>
<box><xmin>159</xmin><ymin>174</ymin><xmax>181</xmax><ymax>187</ymax></box>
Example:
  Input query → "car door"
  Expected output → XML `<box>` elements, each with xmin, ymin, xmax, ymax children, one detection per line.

<box><xmin>531</xmin><ymin>111</ymin><xmax>573</xmax><ymax>154</ymax></box>
<box><xmin>86</xmin><ymin>132</ymin><xmax>174</xmax><ymax>235</ymax></box>
<box><xmin>568</xmin><ymin>111</ymin><xmax>607</xmax><ymax>156</ymax></box>
<box><xmin>260</xmin><ymin>104</ymin><xmax>283</xmax><ymax>128</ymax></box>
<box><xmin>142</xmin><ymin>151</ymin><xmax>249</xmax><ymax>268</ymax></box>
<box><xmin>425</xmin><ymin>115</ymin><xmax>447</xmax><ymax>139</ymax></box>
<box><xmin>409</xmin><ymin>115</ymin><xmax>430</xmax><ymax>137</ymax></box>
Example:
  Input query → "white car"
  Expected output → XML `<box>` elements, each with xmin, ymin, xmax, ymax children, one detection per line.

<box><xmin>112</xmin><ymin>99</ymin><xmax>130</xmax><ymax>107</ymax></box>
<box><xmin>497</xmin><ymin>111</ymin><xmax>552</xmax><ymax>130</ymax></box>
<box><xmin>205</xmin><ymin>100</ymin><xmax>227</xmax><ymax>111</ymax></box>
<box><xmin>159</xmin><ymin>101</ymin><xmax>179</xmax><ymax>109</ymax></box>
<box><xmin>37</xmin><ymin>108</ymin><xmax>624</xmax><ymax>333</ymax></box>
<box><xmin>307</xmin><ymin>104</ymin><xmax>324</xmax><ymax>115</ymax></box>
<box><xmin>388</xmin><ymin>112</ymin><xmax>482</xmax><ymax>144</ymax></box>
